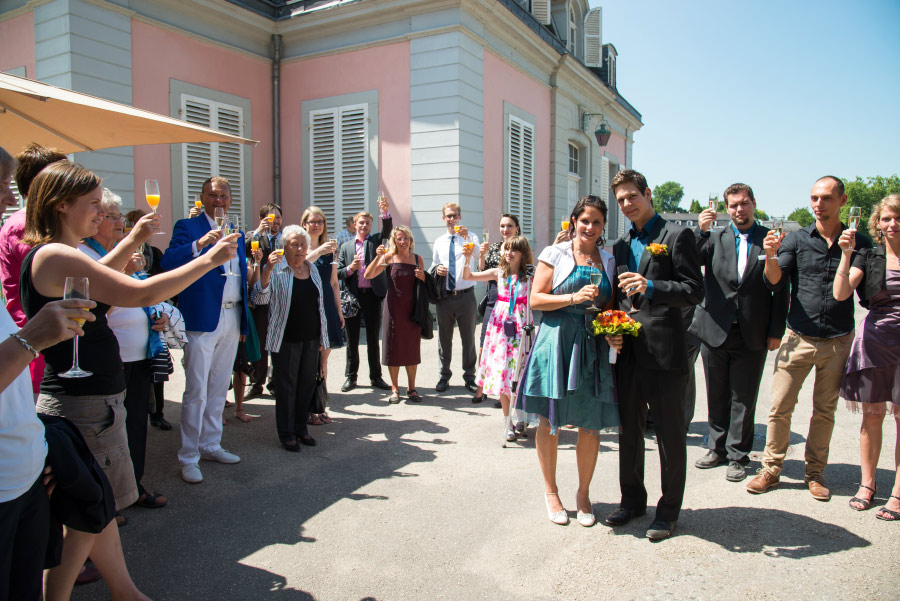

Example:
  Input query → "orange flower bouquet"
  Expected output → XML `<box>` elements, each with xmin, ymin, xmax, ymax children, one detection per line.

<box><xmin>646</xmin><ymin>243</ymin><xmax>668</xmax><ymax>257</ymax></box>
<box><xmin>591</xmin><ymin>310</ymin><xmax>641</xmax><ymax>337</ymax></box>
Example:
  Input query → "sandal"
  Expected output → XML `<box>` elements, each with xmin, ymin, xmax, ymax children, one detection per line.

<box><xmin>320</xmin><ymin>413</ymin><xmax>333</xmax><ymax>424</ymax></box>
<box><xmin>388</xmin><ymin>391</ymin><xmax>401</xmax><ymax>404</ymax></box>
<box><xmin>407</xmin><ymin>389</ymin><xmax>422</xmax><ymax>403</ymax></box>
<box><xmin>849</xmin><ymin>484</ymin><xmax>876</xmax><ymax>511</ymax></box>
<box><xmin>875</xmin><ymin>496</ymin><xmax>900</xmax><ymax>522</ymax></box>
<box><xmin>136</xmin><ymin>491</ymin><xmax>168</xmax><ymax>508</ymax></box>
<box><xmin>307</xmin><ymin>414</ymin><xmax>324</xmax><ymax>426</ymax></box>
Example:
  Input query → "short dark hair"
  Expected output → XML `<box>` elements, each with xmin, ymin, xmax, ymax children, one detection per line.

<box><xmin>15</xmin><ymin>143</ymin><xmax>68</xmax><ymax>200</ymax></box>
<box><xmin>258</xmin><ymin>203</ymin><xmax>282</xmax><ymax>219</ymax></box>
<box><xmin>499</xmin><ymin>213</ymin><xmax>520</xmax><ymax>232</ymax></box>
<box><xmin>724</xmin><ymin>183</ymin><xmax>755</xmax><ymax>204</ymax></box>
<box><xmin>816</xmin><ymin>175</ymin><xmax>845</xmax><ymax>196</ymax></box>
<box><xmin>610</xmin><ymin>169</ymin><xmax>649</xmax><ymax>195</ymax></box>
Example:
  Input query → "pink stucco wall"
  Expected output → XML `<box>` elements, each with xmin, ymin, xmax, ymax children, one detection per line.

<box><xmin>482</xmin><ymin>51</ymin><xmax>552</xmax><ymax>249</ymax></box>
<box><xmin>604</xmin><ymin>132</ymin><xmax>626</xmax><ymax>167</ymax></box>
<box><xmin>130</xmin><ymin>20</ymin><xmax>273</xmax><ymax>239</ymax></box>
<box><xmin>0</xmin><ymin>12</ymin><xmax>36</xmax><ymax>80</ymax></box>
<box><xmin>279</xmin><ymin>43</ymin><xmax>411</xmax><ymax>225</ymax></box>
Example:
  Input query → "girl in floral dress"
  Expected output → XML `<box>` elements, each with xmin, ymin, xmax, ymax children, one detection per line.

<box><xmin>463</xmin><ymin>236</ymin><xmax>533</xmax><ymax>441</ymax></box>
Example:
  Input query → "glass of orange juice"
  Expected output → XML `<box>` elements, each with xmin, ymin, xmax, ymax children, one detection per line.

<box><xmin>145</xmin><ymin>179</ymin><xmax>164</xmax><ymax>235</ymax></box>
<box><xmin>561</xmin><ymin>220</ymin><xmax>570</xmax><ymax>231</ymax></box>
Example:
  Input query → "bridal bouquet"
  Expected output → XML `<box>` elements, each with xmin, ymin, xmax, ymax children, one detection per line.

<box><xmin>591</xmin><ymin>310</ymin><xmax>641</xmax><ymax>337</ymax></box>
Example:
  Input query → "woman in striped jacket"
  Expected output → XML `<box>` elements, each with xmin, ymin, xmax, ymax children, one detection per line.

<box><xmin>252</xmin><ymin>225</ymin><xmax>329</xmax><ymax>452</ymax></box>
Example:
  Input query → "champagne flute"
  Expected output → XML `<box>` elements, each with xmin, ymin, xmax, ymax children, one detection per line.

<box><xmin>329</xmin><ymin>238</ymin><xmax>339</xmax><ymax>265</ymax></box>
<box><xmin>848</xmin><ymin>206</ymin><xmax>862</xmax><ymax>231</ymax></box>
<box><xmin>145</xmin><ymin>179</ymin><xmax>165</xmax><ymax>235</ymax></box>
<box><xmin>772</xmin><ymin>217</ymin><xmax>784</xmax><ymax>238</ymax></box>
<box><xmin>134</xmin><ymin>242</ymin><xmax>148</xmax><ymax>278</ymax></box>
<box><xmin>59</xmin><ymin>277</ymin><xmax>92</xmax><ymax>378</ymax></box>
<box><xmin>214</xmin><ymin>207</ymin><xmax>226</xmax><ymax>230</ymax></box>
<box><xmin>482</xmin><ymin>231</ymin><xmax>490</xmax><ymax>245</ymax></box>
<box><xmin>250</xmin><ymin>233</ymin><xmax>260</xmax><ymax>269</ymax></box>
<box><xmin>588</xmin><ymin>266</ymin><xmax>603</xmax><ymax>312</ymax></box>
<box><xmin>617</xmin><ymin>265</ymin><xmax>640</xmax><ymax>314</ymax></box>
<box><xmin>708</xmin><ymin>193</ymin><xmax>719</xmax><ymax>211</ymax></box>
<box><xmin>222</xmin><ymin>214</ymin><xmax>241</xmax><ymax>277</ymax></box>
<box><xmin>194</xmin><ymin>197</ymin><xmax>203</xmax><ymax>210</ymax></box>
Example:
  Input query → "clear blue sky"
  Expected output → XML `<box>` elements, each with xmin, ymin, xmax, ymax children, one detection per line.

<box><xmin>591</xmin><ymin>0</ymin><xmax>900</xmax><ymax>217</ymax></box>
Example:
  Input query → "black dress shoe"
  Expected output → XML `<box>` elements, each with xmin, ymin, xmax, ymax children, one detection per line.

<box><xmin>370</xmin><ymin>377</ymin><xmax>391</xmax><ymax>390</ymax></box>
<box><xmin>281</xmin><ymin>441</ymin><xmax>300</xmax><ymax>452</ymax></box>
<box><xmin>471</xmin><ymin>394</ymin><xmax>484</xmax><ymax>404</ymax></box>
<box><xmin>435</xmin><ymin>378</ymin><xmax>449</xmax><ymax>393</ymax></box>
<box><xmin>604</xmin><ymin>506</ymin><xmax>646</xmax><ymax>527</ymax></box>
<box><xmin>150</xmin><ymin>417</ymin><xmax>172</xmax><ymax>431</ymax></box>
<box><xmin>341</xmin><ymin>379</ymin><xmax>356</xmax><ymax>392</ymax></box>
<box><xmin>646</xmin><ymin>519</ymin><xmax>676</xmax><ymax>541</ymax></box>
<box><xmin>694</xmin><ymin>450</ymin><xmax>727</xmax><ymax>469</ymax></box>
<box><xmin>464</xmin><ymin>381</ymin><xmax>478</xmax><ymax>393</ymax></box>
<box><xmin>299</xmin><ymin>435</ymin><xmax>317</xmax><ymax>447</ymax></box>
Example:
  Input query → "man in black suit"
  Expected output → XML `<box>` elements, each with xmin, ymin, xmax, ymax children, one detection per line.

<box><xmin>688</xmin><ymin>184</ymin><xmax>789</xmax><ymax>482</ymax></box>
<box><xmin>337</xmin><ymin>201</ymin><xmax>392</xmax><ymax>392</ymax></box>
<box><xmin>605</xmin><ymin>169</ymin><xmax>703</xmax><ymax>541</ymax></box>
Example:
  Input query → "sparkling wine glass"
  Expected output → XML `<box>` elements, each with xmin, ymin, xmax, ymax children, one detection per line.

<box><xmin>588</xmin><ymin>266</ymin><xmax>603</xmax><ymax>312</ymax></box>
<box><xmin>708</xmin><ymin>193</ymin><xmax>719</xmax><ymax>211</ymax></box>
<box><xmin>134</xmin><ymin>242</ymin><xmax>148</xmax><ymax>278</ymax></box>
<box><xmin>329</xmin><ymin>238</ymin><xmax>339</xmax><ymax>265</ymax></box>
<box><xmin>59</xmin><ymin>277</ymin><xmax>92</xmax><ymax>378</ymax></box>
<box><xmin>848</xmin><ymin>206</ymin><xmax>861</xmax><ymax>231</ymax></box>
<box><xmin>772</xmin><ymin>217</ymin><xmax>784</xmax><ymax>238</ymax></box>
<box><xmin>617</xmin><ymin>265</ymin><xmax>640</xmax><ymax>314</ymax></box>
<box><xmin>145</xmin><ymin>179</ymin><xmax>164</xmax><ymax>235</ymax></box>
<box><xmin>222</xmin><ymin>214</ymin><xmax>241</xmax><ymax>277</ymax></box>
<box><xmin>250</xmin><ymin>233</ymin><xmax>261</xmax><ymax>269</ymax></box>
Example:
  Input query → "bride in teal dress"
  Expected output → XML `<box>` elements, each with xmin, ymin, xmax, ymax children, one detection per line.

<box><xmin>516</xmin><ymin>195</ymin><xmax>621</xmax><ymax>527</ymax></box>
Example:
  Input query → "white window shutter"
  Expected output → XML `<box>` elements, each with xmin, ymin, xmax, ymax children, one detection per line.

<box><xmin>507</xmin><ymin>115</ymin><xmax>535</xmax><ymax>239</ymax></box>
<box><xmin>584</xmin><ymin>8</ymin><xmax>602</xmax><ymax>67</ymax></box>
<box><xmin>532</xmin><ymin>0</ymin><xmax>551</xmax><ymax>25</ymax></box>
<box><xmin>181</xmin><ymin>94</ymin><xmax>245</xmax><ymax>217</ymax></box>
<box><xmin>600</xmin><ymin>156</ymin><xmax>610</xmax><ymax>203</ymax></box>
<box><xmin>309</xmin><ymin>104</ymin><xmax>369</xmax><ymax>234</ymax></box>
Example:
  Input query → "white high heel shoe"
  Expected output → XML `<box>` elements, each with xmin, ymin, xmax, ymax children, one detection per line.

<box><xmin>576</xmin><ymin>510</ymin><xmax>596</xmax><ymax>527</ymax></box>
<box><xmin>545</xmin><ymin>493</ymin><xmax>569</xmax><ymax>525</ymax></box>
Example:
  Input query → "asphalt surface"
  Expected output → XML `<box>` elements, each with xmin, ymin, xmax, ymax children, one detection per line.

<box><xmin>73</xmin><ymin>307</ymin><xmax>898</xmax><ymax>601</ymax></box>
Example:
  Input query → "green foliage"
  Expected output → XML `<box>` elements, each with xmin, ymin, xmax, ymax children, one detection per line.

<box><xmin>789</xmin><ymin>207</ymin><xmax>814</xmax><ymax>227</ymax></box>
<box><xmin>688</xmin><ymin>199</ymin><xmax>703</xmax><ymax>213</ymax></box>
<box><xmin>652</xmin><ymin>181</ymin><xmax>684</xmax><ymax>214</ymax></box>
<box><xmin>754</xmin><ymin>209</ymin><xmax>769</xmax><ymax>221</ymax></box>
<box><xmin>842</xmin><ymin>175</ymin><xmax>900</xmax><ymax>224</ymax></box>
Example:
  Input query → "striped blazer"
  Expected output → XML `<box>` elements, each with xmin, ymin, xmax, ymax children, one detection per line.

<box><xmin>250</xmin><ymin>261</ymin><xmax>330</xmax><ymax>353</ymax></box>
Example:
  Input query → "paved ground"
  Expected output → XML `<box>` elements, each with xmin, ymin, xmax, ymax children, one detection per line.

<box><xmin>74</xmin><ymin>310</ymin><xmax>898</xmax><ymax>601</ymax></box>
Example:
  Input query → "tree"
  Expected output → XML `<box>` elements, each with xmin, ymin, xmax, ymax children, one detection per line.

<box><xmin>842</xmin><ymin>175</ymin><xmax>900</xmax><ymax>223</ymax></box>
<box><xmin>652</xmin><ymin>181</ymin><xmax>684</xmax><ymax>214</ymax></box>
<box><xmin>754</xmin><ymin>208</ymin><xmax>769</xmax><ymax>221</ymax></box>
<box><xmin>688</xmin><ymin>199</ymin><xmax>703</xmax><ymax>214</ymax></box>
<box><xmin>789</xmin><ymin>207</ymin><xmax>814</xmax><ymax>227</ymax></box>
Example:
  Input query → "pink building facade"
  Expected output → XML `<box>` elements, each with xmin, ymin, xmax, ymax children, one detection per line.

<box><xmin>0</xmin><ymin>0</ymin><xmax>642</xmax><ymax>253</ymax></box>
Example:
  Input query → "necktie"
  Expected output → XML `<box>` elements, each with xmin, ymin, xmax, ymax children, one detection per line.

<box><xmin>448</xmin><ymin>235</ymin><xmax>457</xmax><ymax>291</ymax></box>
<box><xmin>737</xmin><ymin>233</ymin><xmax>749</xmax><ymax>283</ymax></box>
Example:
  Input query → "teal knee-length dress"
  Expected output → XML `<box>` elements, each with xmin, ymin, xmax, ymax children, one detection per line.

<box><xmin>518</xmin><ymin>265</ymin><xmax>618</xmax><ymax>434</ymax></box>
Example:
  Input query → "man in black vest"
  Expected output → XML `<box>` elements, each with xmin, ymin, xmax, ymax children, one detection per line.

<box><xmin>689</xmin><ymin>183</ymin><xmax>789</xmax><ymax>482</ymax></box>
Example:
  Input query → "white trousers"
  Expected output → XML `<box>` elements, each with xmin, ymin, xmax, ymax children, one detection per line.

<box><xmin>178</xmin><ymin>305</ymin><xmax>240</xmax><ymax>465</ymax></box>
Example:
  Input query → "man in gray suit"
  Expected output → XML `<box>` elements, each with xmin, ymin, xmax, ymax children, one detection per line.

<box><xmin>689</xmin><ymin>183</ymin><xmax>788</xmax><ymax>482</ymax></box>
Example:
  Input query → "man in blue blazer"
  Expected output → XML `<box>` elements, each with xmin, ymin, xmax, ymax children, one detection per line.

<box><xmin>162</xmin><ymin>176</ymin><xmax>249</xmax><ymax>484</ymax></box>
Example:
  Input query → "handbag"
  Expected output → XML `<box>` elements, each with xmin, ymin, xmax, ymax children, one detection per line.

<box><xmin>311</xmin><ymin>354</ymin><xmax>328</xmax><ymax>414</ymax></box>
<box><xmin>340</xmin><ymin>289</ymin><xmax>360</xmax><ymax>318</ymax></box>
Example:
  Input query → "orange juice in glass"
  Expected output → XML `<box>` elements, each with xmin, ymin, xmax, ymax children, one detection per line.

<box><xmin>561</xmin><ymin>220</ymin><xmax>570</xmax><ymax>231</ymax></box>
<box><xmin>267</xmin><ymin>213</ymin><xmax>275</xmax><ymax>223</ymax></box>
<box><xmin>194</xmin><ymin>199</ymin><xmax>202</xmax><ymax>209</ymax></box>
<box><xmin>250</xmin><ymin>240</ymin><xmax>260</xmax><ymax>252</ymax></box>
<box><xmin>144</xmin><ymin>179</ymin><xmax>164</xmax><ymax>235</ymax></box>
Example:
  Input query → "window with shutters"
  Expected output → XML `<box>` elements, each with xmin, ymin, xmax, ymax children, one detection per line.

<box><xmin>180</xmin><ymin>94</ymin><xmax>246</xmax><ymax>218</ymax></box>
<box><xmin>1</xmin><ymin>181</ymin><xmax>23</xmax><ymax>222</ymax></box>
<box><xmin>506</xmin><ymin>114</ymin><xmax>536</xmax><ymax>239</ymax></box>
<box><xmin>307</xmin><ymin>104</ymin><xmax>369</xmax><ymax>235</ymax></box>
<box><xmin>568</xmin><ymin>144</ymin><xmax>579</xmax><ymax>175</ymax></box>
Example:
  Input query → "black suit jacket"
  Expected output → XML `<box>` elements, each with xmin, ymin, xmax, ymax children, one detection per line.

<box><xmin>337</xmin><ymin>216</ymin><xmax>393</xmax><ymax>298</ymax></box>
<box><xmin>688</xmin><ymin>224</ymin><xmax>789</xmax><ymax>350</ymax></box>
<box><xmin>613</xmin><ymin>216</ymin><xmax>704</xmax><ymax>374</ymax></box>
<box><xmin>855</xmin><ymin>245</ymin><xmax>889</xmax><ymax>306</ymax></box>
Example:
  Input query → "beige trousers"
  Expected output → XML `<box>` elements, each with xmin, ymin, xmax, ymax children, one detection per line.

<box><xmin>762</xmin><ymin>329</ymin><xmax>854</xmax><ymax>478</ymax></box>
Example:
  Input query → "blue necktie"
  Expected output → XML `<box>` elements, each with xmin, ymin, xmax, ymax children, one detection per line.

<box><xmin>448</xmin><ymin>235</ymin><xmax>456</xmax><ymax>291</ymax></box>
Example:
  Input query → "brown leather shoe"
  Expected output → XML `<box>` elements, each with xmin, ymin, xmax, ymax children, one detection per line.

<box><xmin>746</xmin><ymin>469</ymin><xmax>779</xmax><ymax>494</ymax></box>
<box><xmin>806</xmin><ymin>477</ymin><xmax>831</xmax><ymax>501</ymax></box>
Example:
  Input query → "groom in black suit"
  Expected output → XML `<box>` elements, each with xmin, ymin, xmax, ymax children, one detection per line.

<box><xmin>689</xmin><ymin>184</ymin><xmax>788</xmax><ymax>482</ymax></box>
<box><xmin>605</xmin><ymin>170</ymin><xmax>703</xmax><ymax>540</ymax></box>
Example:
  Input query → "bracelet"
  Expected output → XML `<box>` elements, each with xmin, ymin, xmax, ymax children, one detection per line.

<box><xmin>9</xmin><ymin>332</ymin><xmax>39</xmax><ymax>358</ymax></box>
<box><xmin>569</xmin><ymin>294</ymin><xmax>575</xmax><ymax>306</ymax></box>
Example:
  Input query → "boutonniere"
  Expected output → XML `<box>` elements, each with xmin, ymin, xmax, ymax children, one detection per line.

<box><xmin>647</xmin><ymin>243</ymin><xmax>668</xmax><ymax>257</ymax></box>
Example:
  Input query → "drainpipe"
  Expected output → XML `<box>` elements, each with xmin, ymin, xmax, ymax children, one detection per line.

<box><xmin>272</xmin><ymin>34</ymin><xmax>282</xmax><ymax>206</ymax></box>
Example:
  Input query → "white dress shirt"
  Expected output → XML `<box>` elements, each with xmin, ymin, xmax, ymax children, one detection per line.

<box><xmin>431</xmin><ymin>231</ymin><xmax>480</xmax><ymax>291</ymax></box>
<box><xmin>194</xmin><ymin>213</ymin><xmax>242</xmax><ymax>304</ymax></box>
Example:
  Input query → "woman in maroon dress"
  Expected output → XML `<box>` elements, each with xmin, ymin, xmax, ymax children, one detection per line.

<box><xmin>364</xmin><ymin>225</ymin><xmax>425</xmax><ymax>403</ymax></box>
<box><xmin>834</xmin><ymin>194</ymin><xmax>900</xmax><ymax>521</ymax></box>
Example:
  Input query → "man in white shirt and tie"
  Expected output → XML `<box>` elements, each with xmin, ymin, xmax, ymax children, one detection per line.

<box><xmin>431</xmin><ymin>202</ymin><xmax>480</xmax><ymax>394</ymax></box>
<box><xmin>162</xmin><ymin>177</ymin><xmax>250</xmax><ymax>484</ymax></box>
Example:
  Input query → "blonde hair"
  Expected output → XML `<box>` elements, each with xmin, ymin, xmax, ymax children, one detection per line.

<box><xmin>301</xmin><ymin>206</ymin><xmax>329</xmax><ymax>244</ymax></box>
<box><xmin>869</xmin><ymin>194</ymin><xmax>900</xmax><ymax>244</ymax></box>
<box><xmin>388</xmin><ymin>225</ymin><xmax>415</xmax><ymax>254</ymax></box>
<box><xmin>442</xmin><ymin>202</ymin><xmax>461</xmax><ymax>217</ymax></box>
<box><xmin>353</xmin><ymin>211</ymin><xmax>373</xmax><ymax>223</ymax></box>
<box><xmin>499</xmin><ymin>235</ymin><xmax>533</xmax><ymax>280</ymax></box>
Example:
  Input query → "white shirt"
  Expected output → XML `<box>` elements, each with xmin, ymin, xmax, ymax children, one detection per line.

<box><xmin>195</xmin><ymin>213</ymin><xmax>242</xmax><ymax>304</ymax></box>
<box><xmin>431</xmin><ymin>231</ymin><xmax>480</xmax><ymax>291</ymax></box>
<box><xmin>0</xmin><ymin>308</ymin><xmax>47</xmax><ymax>503</ymax></box>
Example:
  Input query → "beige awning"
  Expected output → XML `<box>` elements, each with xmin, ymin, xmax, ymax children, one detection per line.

<box><xmin>0</xmin><ymin>72</ymin><xmax>258</xmax><ymax>154</ymax></box>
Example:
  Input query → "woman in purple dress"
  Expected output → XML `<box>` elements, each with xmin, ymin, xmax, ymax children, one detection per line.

<box><xmin>834</xmin><ymin>194</ymin><xmax>900</xmax><ymax>521</ymax></box>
